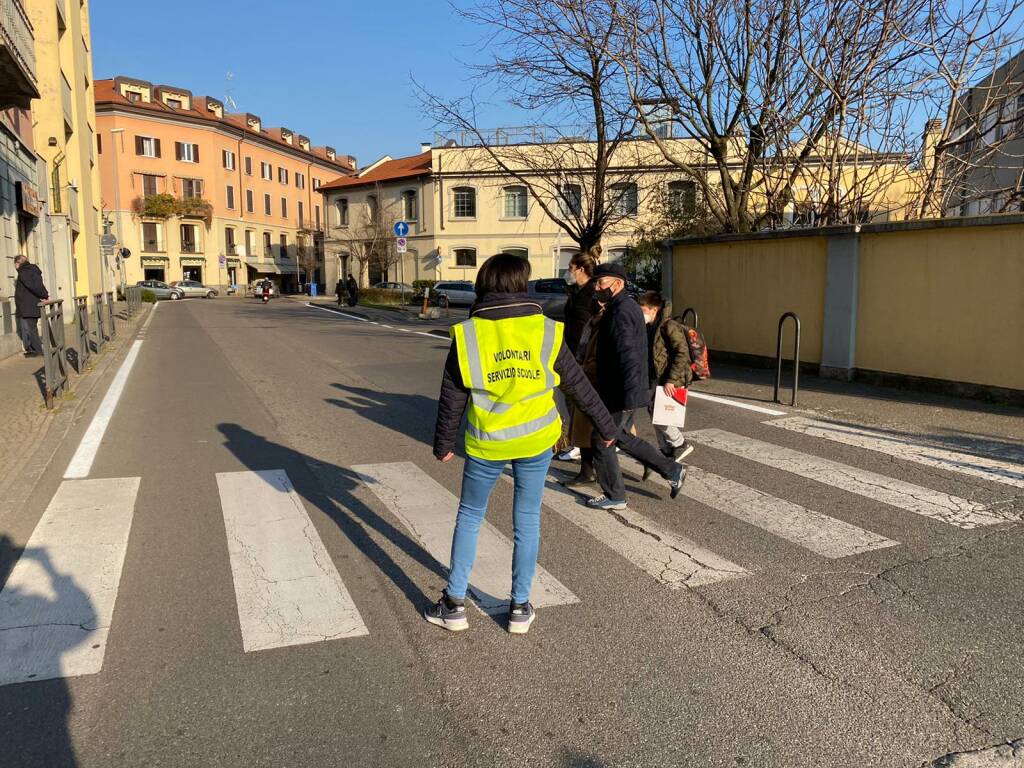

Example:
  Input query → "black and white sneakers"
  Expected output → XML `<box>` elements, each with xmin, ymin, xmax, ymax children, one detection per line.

<box><xmin>423</xmin><ymin>592</ymin><xmax>469</xmax><ymax>632</ymax></box>
<box><xmin>508</xmin><ymin>602</ymin><xmax>536</xmax><ymax>634</ymax></box>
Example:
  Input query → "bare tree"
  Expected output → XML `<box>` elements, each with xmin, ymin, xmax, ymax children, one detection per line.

<box><xmin>327</xmin><ymin>183</ymin><xmax>394</xmax><ymax>286</ymax></box>
<box><xmin>418</xmin><ymin>0</ymin><xmax>646</xmax><ymax>252</ymax></box>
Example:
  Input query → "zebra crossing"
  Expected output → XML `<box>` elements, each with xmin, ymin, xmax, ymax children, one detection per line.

<box><xmin>1</xmin><ymin>421</ymin><xmax>1018</xmax><ymax>686</ymax></box>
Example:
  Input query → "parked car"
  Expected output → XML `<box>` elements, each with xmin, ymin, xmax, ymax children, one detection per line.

<box><xmin>373</xmin><ymin>281</ymin><xmax>414</xmax><ymax>293</ymax></box>
<box><xmin>170</xmin><ymin>280</ymin><xmax>218</xmax><ymax>299</ymax></box>
<box><xmin>253</xmin><ymin>280</ymin><xmax>276</xmax><ymax>298</ymax></box>
<box><xmin>527</xmin><ymin>278</ymin><xmax>569</xmax><ymax>319</ymax></box>
<box><xmin>432</xmin><ymin>280</ymin><xmax>476</xmax><ymax>307</ymax></box>
<box><xmin>136</xmin><ymin>280</ymin><xmax>183</xmax><ymax>300</ymax></box>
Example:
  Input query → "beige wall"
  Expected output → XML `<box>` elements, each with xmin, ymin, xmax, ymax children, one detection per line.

<box><xmin>857</xmin><ymin>224</ymin><xmax>1024</xmax><ymax>390</ymax></box>
<box><xmin>672</xmin><ymin>237</ymin><xmax>828</xmax><ymax>364</ymax></box>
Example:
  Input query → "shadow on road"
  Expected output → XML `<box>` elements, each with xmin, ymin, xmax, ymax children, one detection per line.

<box><xmin>216</xmin><ymin>423</ymin><xmax>449</xmax><ymax>616</ymax></box>
<box><xmin>0</xmin><ymin>535</ymin><xmax>92</xmax><ymax>768</ymax></box>
<box><xmin>326</xmin><ymin>381</ymin><xmax>440</xmax><ymax>450</ymax></box>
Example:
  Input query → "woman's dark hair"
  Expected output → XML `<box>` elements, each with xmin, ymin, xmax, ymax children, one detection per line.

<box><xmin>475</xmin><ymin>253</ymin><xmax>532</xmax><ymax>298</ymax></box>
<box><xmin>568</xmin><ymin>250</ymin><xmax>598</xmax><ymax>277</ymax></box>
<box><xmin>639</xmin><ymin>290</ymin><xmax>665</xmax><ymax>310</ymax></box>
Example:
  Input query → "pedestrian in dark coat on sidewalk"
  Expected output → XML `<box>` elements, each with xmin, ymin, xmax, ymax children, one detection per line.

<box><xmin>345</xmin><ymin>274</ymin><xmax>358</xmax><ymax>307</ymax></box>
<box><xmin>335</xmin><ymin>279</ymin><xmax>344</xmax><ymax>306</ymax></box>
<box><xmin>14</xmin><ymin>254</ymin><xmax>48</xmax><ymax>356</ymax></box>
<box><xmin>587</xmin><ymin>263</ymin><xmax>686</xmax><ymax>509</ymax></box>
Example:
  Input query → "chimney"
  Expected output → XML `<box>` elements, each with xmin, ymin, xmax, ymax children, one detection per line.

<box><xmin>420</xmin><ymin>142</ymin><xmax>431</xmax><ymax>154</ymax></box>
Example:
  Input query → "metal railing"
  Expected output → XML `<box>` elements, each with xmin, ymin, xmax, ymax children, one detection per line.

<box><xmin>1</xmin><ymin>0</ymin><xmax>37</xmax><ymax>81</ymax></box>
<box><xmin>93</xmin><ymin>292</ymin><xmax>107</xmax><ymax>352</ymax></box>
<box><xmin>73</xmin><ymin>295</ymin><xmax>90</xmax><ymax>373</ymax></box>
<box><xmin>106</xmin><ymin>291</ymin><xmax>116</xmax><ymax>340</ymax></box>
<box><xmin>124</xmin><ymin>285</ymin><xmax>142</xmax><ymax>317</ymax></box>
<box><xmin>774</xmin><ymin>312</ymin><xmax>801</xmax><ymax>406</ymax></box>
<box><xmin>679</xmin><ymin>307</ymin><xmax>699</xmax><ymax>328</ymax></box>
<box><xmin>40</xmin><ymin>300</ymin><xmax>67</xmax><ymax>409</ymax></box>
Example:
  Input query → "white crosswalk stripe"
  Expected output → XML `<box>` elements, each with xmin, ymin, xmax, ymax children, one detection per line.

<box><xmin>217</xmin><ymin>470</ymin><xmax>369</xmax><ymax>652</ymax></box>
<box><xmin>767</xmin><ymin>416</ymin><xmax>1024</xmax><ymax>490</ymax></box>
<box><xmin>354</xmin><ymin>462</ymin><xmax>578</xmax><ymax>614</ymax></box>
<box><xmin>687</xmin><ymin>429</ymin><xmax>1004</xmax><ymax>529</ymax></box>
<box><xmin>0</xmin><ymin>478</ymin><xmax>140</xmax><ymax>686</ymax></box>
<box><xmin>521</xmin><ymin>473</ymin><xmax>749</xmax><ymax>588</ymax></box>
<box><xmin>616</xmin><ymin>455</ymin><xmax>898</xmax><ymax>559</ymax></box>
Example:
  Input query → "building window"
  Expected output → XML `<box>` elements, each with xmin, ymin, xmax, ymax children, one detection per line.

<box><xmin>367</xmin><ymin>194</ymin><xmax>379</xmax><ymax>220</ymax></box>
<box><xmin>402</xmin><ymin>189</ymin><xmax>418</xmax><ymax>221</ymax></box>
<box><xmin>610</xmin><ymin>182</ymin><xmax>639</xmax><ymax>216</ymax></box>
<box><xmin>245</xmin><ymin>229</ymin><xmax>254</xmax><ymax>257</ymax></box>
<box><xmin>313</xmin><ymin>177</ymin><xmax>321</xmax><ymax>190</ymax></box>
<box><xmin>454</xmin><ymin>247</ymin><xmax>477</xmax><ymax>267</ymax></box>
<box><xmin>225</xmin><ymin>226</ymin><xmax>236</xmax><ymax>255</ymax></box>
<box><xmin>181</xmin><ymin>178</ymin><xmax>203</xmax><ymax>199</ymax></box>
<box><xmin>141</xmin><ymin>174</ymin><xmax>159</xmax><ymax>197</ymax></box>
<box><xmin>559</xmin><ymin>184</ymin><xmax>582</xmax><ymax>216</ymax></box>
<box><xmin>666</xmin><ymin>180</ymin><xmax>697</xmax><ymax>216</ymax></box>
<box><xmin>279</xmin><ymin>167</ymin><xmax>289</xmax><ymax>185</ymax></box>
<box><xmin>296</xmin><ymin>172</ymin><xmax>305</xmax><ymax>190</ymax></box>
<box><xmin>180</xmin><ymin>223</ymin><xmax>201</xmax><ymax>253</ymax></box>
<box><xmin>223</xmin><ymin>150</ymin><xmax>236</xmax><ymax>170</ymax></box>
<box><xmin>135</xmin><ymin>136</ymin><xmax>161</xmax><ymax>158</ymax></box>
<box><xmin>127</xmin><ymin>91</ymin><xmax>141</xmax><ymax>103</ymax></box>
<box><xmin>244</xmin><ymin>156</ymin><xmax>252</xmax><ymax>175</ymax></box>
<box><xmin>263</xmin><ymin>231</ymin><xmax>272</xmax><ymax>256</ymax></box>
<box><xmin>246</xmin><ymin>190</ymin><xmax>254</xmax><ymax>213</ymax></box>
<box><xmin>503</xmin><ymin>186</ymin><xmax>528</xmax><ymax>218</ymax></box>
<box><xmin>264</xmin><ymin>193</ymin><xmax>272</xmax><ymax>215</ymax></box>
<box><xmin>336</xmin><ymin>198</ymin><xmax>349</xmax><ymax>226</ymax></box>
<box><xmin>142</xmin><ymin>221</ymin><xmax>162</xmax><ymax>252</ymax></box>
<box><xmin>501</xmin><ymin>247</ymin><xmax>528</xmax><ymax>260</ymax></box>
<box><xmin>279</xmin><ymin>234</ymin><xmax>289</xmax><ymax>258</ymax></box>
<box><xmin>226</xmin><ymin>185</ymin><xmax>235</xmax><ymax>209</ymax></box>
<box><xmin>298</xmin><ymin>200</ymin><xmax>304</xmax><ymax>226</ymax></box>
<box><xmin>315</xmin><ymin>204</ymin><xmax>321</xmax><ymax>229</ymax></box>
<box><xmin>261</xmin><ymin>162</ymin><xmax>273</xmax><ymax>181</ymax></box>
<box><xmin>281</xmin><ymin>198</ymin><xmax>288</xmax><ymax>218</ymax></box>
<box><xmin>175</xmin><ymin>142</ymin><xmax>199</xmax><ymax>163</ymax></box>
<box><xmin>452</xmin><ymin>187</ymin><xmax>476</xmax><ymax>218</ymax></box>
<box><xmin>167</xmin><ymin>98</ymin><xmax>182</xmax><ymax>109</ymax></box>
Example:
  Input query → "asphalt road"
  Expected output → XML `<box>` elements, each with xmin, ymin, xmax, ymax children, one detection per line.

<box><xmin>2</xmin><ymin>296</ymin><xmax>1023</xmax><ymax>768</ymax></box>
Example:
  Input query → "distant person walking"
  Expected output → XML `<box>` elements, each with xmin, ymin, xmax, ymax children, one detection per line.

<box><xmin>14</xmin><ymin>254</ymin><xmax>48</xmax><ymax>357</ymax></box>
<box><xmin>335</xmin><ymin>278</ymin><xmax>344</xmax><ymax>306</ymax></box>
<box><xmin>429</xmin><ymin>254</ymin><xmax>616</xmax><ymax>634</ymax></box>
<box><xmin>587</xmin><ymin>264</ymin><xmax>687</xmax><ymax>510</ymax></box>
<box><xmin>345</xmin><ymin>274</ymin><xmax>358</xmax><ymax>307</ymax></box>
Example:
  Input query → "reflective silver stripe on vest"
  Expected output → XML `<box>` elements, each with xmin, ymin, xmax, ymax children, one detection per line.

<box><xmin>466</xmin><ymin>407</ymin><xmax>560</xmax><ymax>442</ymax></box>
<box><xmin>461</xmin><ymin>317</ymin><xmax>559</xmax><ymax>415</ymax></box>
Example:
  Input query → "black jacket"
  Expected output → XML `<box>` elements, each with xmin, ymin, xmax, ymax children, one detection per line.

<box><xmin>433</xmin><ymin>293</ymin><xmax>617</xmax><ymax>459</ymax></box>
<box><xmin>563</xmin><ymin>280</ymin><xmax>596</xmax><ymax>359</ymax></box>
<box><xmin>594</xmin><ymin>289</ymin><xmax>649</xmax><ymax>413</ymax></box>
<box><xmin>15</xmin><ymin>263</ymin><xmax>48</xmax><ymax>319</ymax></box>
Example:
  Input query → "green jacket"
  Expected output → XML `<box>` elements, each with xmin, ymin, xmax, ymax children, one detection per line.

<box><xmin>649</xmin><ymin>314</ymin><xmax>693</xmax><ymax>388</ymax></box>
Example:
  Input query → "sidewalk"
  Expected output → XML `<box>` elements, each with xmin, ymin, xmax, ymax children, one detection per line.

<box><xmin>0</xmin><ymin>301</ymin><xmax>151</xmax><ymax>515</ymax></box>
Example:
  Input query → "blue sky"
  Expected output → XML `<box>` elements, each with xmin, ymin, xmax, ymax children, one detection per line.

<box><xmin>90</xmin><ymin>0</ymin><xmax>513</xmax><ymax>167</ymax></box>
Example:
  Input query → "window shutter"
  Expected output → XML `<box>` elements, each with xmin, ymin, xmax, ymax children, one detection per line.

<box><xmin>135</xmin><ymin>136</ymin><xmax>144</xmax><ymax>155</ymax></box>
<box><xmin>193</xmin><ymin>145</ymin><xmax>199</xmax><ymax>163</ymax></box>
<box><xmin>175</xmin><ymin>142</ymin><xmax>182</xmax><ymax>161</ymax></box>
<box><xmin>154</xmin><ymin>139</ymin><xmax>161</xmax><ymax>158</ymax></box>
<box><xmin>222</xmin><ymin>150</ymin><xmax>228</xmax><ymax>167</ymax></box>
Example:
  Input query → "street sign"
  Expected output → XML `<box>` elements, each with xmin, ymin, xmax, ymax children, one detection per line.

<box><xmin>396</xmin><ymin>237</ymin><xmax>408</xmax><ymax>254</ymax></box>
<box><xmin>219</xmin><ymin>254</ymin><xmax>226</xmax><ymax>266</ymax></box>
<box><xmin>393</xmin><ymin>221</ymin><xmax>409</xmax><ymax>237</ymax></box>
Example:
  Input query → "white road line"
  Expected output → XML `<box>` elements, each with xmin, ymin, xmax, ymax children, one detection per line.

<box><xmin>305</xmin><ymin>302</ymin><xmax>451</xmax><ymax>341</ymax></box>
<box><xmin>0</xmin><ymin>477</ymin><xmax>140</xmax><ymax>686</ymax></box>
<box><xmin>216</xmin><ymin>470</ymin><xmax>369</xmax><ymax>652</ymax></box>
<box><xmin>64</xmin><ymin>340</ymin><xmax>144</xmax><ymax>479</ymax></box>
<box><xmin>354</xmin><ymin>462</ymin><xmax>577</xmax><ymax>614</ymax></box>
<box><xmin>305</xmin><ymin>303</ymin><xmax>369</xmax><ymax>322</ymax></box>
<box><xmin>767</xmin><ymin>416</ymin><xmax>1024</xmax><ymax>490</ymax></box>
<box><xmin>523</xmin><ymin>473</ymin><xmax>748</xmax><ymax>588</ymax></box>
<box><xmin>617</xmin><ymin>455</ymin><xmax>897</xmax><ymax>558</ymax></box>
<box><xmin>687</xmin><ymin>429</ymin><xmax>1004</xmax><ymax>529</ymax></box>
<box><xmin>686</xmin><ymin>391</ymin><xmax>787</xmax><ymax>416</ymax></box>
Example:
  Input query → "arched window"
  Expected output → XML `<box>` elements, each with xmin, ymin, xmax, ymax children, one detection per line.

<box><xmin>367</xmin><ymin>194</ymin><xmax>379</xmax><ymax>221</ymax></box>
<box><xmin>335</xmin><ymin>198</ymin><xmax>349</xmax><ymax>226</ymax></box>
<box><xmin>454</xmin><ymin>247</ymin><xmax>477</xmax><ymax>267</ymax></box>
<box><xmin>402</xmin><ymin>189</ymin><xmax>418</xmax><ymax>221</ymax></box>
<box><xmin>452</xmin><ymin>187</ymin><xmax>476</xmax><ymax>218</ymax></box>
<box><xmin>503</xmin><ymin>186</ymin><xmax>528</xmax><ymax>218</ymax></box>
<box><xmin>501</xmin><ymin>247</ymin><xmax>528</xmax><ymax>260</ymax></box>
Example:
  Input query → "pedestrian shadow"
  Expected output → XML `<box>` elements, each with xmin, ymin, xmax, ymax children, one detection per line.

<box><xmin>326</xmin><ymin>382</ymin><xmax>441</xmax><ymax>450</ymax></box>
<box><xmin>0</xmin><ymin>535</ymin><xmax>93</xmax><ymax>767</ymax></box>
<box><xmin>216</xmin><ymin>423</ymin><xmax>464</xmax><ymax>623</ymax></box>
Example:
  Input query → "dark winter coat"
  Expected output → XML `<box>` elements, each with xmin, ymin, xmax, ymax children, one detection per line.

<box><xmin>649</xmin><ymin>313</ymin><xmax>693</xmax><ymax>388</ymax></box>
<box><xmin>15</xmin><ymin>262</ymin><xmax>48</xmax><ymax>319</ymax></box>
<box><xmin>563</xmin><ymin>280</ymin><xmax>597</xmax><ymax>359</ymax></box>
<box><xmin>433</xmin><ymin>292</ymin><xmax>617</xmax><ymax>459</ymax></box>
<box><xmin>335</xmin><ymin>280</ymin><xmax>344</xmax><ymax>298</ymax></box>
<box><xmin>594</xmin><ymin>289</ymin><xmax>649</xmax><ymax>413</ymax></box>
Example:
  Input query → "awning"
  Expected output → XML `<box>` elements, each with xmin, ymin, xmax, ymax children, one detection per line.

<box><xmin>141</xmin><ymin>255</ymin><xmax>170</xmax><ymax>264</ymax></box>
<box><xmin>248</xmin><ymin>263</ymin><xmax>283</xmax><ymax>274</ymax></box>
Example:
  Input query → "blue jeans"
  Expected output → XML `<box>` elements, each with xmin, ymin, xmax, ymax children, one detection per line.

<box><xmin>447</xmin><ymin>450</ymin><xmax>553</xmax><ymax>605</ymax></box>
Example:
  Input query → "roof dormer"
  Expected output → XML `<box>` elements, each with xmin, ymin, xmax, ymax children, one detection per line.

<box><xmin>115</xmin><ymin>76</ymin><xmax>152</xmax><ymax>104</ymax></box>
<box><xmin>155</xmin><ymin>85</ymin><xmax>192</xmax><ymax>111</ymax></box>
<box><xmin>325</xmin><ymin>146</ymin><xmax>336</xmax><ymax>161</ymax></box>
<box><xmin>280</xmin><ymin>127</ymin><xmax>293</xmax><ymax>145</ymax></box>
<box><xmin>246</xmin><ymin>113</ymin><xmax>261</xmax><ymax>133</ymax></box>
<box><xmin>297</xmin><ymin>135</ymin><xmax>311</xmax><ymax>152</ymax></box>
<box><xmin>197</xmin><ymin>96</ymin><xmax>223</xmax><ymax>119</ymax></box>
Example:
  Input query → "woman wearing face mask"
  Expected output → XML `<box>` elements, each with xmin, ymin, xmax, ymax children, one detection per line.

<box><xmin>557</xmin><ymin>248</ymin><xmax>600</xmax><ymax>486</ymax></box>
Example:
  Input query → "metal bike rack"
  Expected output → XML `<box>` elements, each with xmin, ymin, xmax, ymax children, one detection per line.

<box><xmin>74</xmin><ymin>295</ymin><xmax>90</xmax><ymax>372</ymax></box>
<box><xmin>93</xmin><ymin>292</ymin><xmax>107</xmax><ymax>352</ymax></box>
<box><xmin>41</xmin><ymin>301</ymin><xmax>68</xmax><ymax>409</ymax></box>
<box><xmin>680</xmin><ymin>307</ymin><xmax>699</xmax><ymax>328</ymax></box>
<box><xmin>106</xmin><ymin>291</ymin><xmax>117</xmax><ymax>340</ymax></box>
<box><xmin>773</xmin><ymin>312</ymin><xmax>801</xmax><ymax>406</ymax></box>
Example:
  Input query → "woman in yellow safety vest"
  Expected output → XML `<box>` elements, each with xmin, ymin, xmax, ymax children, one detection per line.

<box><xmin>428</xmin><ymin>254</ymin><xmax>617</xmax><ymax>634</ymax></box>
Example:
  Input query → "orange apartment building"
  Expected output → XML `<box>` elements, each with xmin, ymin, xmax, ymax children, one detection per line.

<box><xmin>95</xmin><ymin>76</ymin><xmax>355</xmax><ymax>292</ymax></box>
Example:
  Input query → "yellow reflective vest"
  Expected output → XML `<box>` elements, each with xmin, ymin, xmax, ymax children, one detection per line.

<box><xmin>451</xmin><ymin>313</ymin><xmax>564</xmax><ymax>461</ymax></box>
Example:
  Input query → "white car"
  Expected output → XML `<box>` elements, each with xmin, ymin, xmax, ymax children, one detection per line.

<box><xmin>373</xmin><ymin>281</ymin><xmax>413</xmax><ymax>292</ymax></box>
<box><xmin>432</xmin><ymin>280</ymin><xmax>476</xmax><ymax>307</ymax></box>
<box><xmin>170</xmin><ymin>280</ymin><xmax>218</xmax><ymax>299</ymax></box>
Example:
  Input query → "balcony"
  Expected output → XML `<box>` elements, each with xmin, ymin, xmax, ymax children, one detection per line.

<box><xmin>0</xmin><ymin>0</ymin><xmax>39</xmax><ymax>108</ymax></box>
<box><xmin>61</xmin><ymin>72</ymin><xmax>73</xmax><ymax>133</ymax></box>
<box><xmin>63</xmin><ymin>184</ymin><xmax>79</xmax><ymax>231</ymax></box>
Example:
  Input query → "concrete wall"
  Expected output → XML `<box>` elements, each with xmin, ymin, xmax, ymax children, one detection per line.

<box><xmin>669</xmin><ymin>216</ymin><xmax>1024</xmax><ymax>395</ymax></box>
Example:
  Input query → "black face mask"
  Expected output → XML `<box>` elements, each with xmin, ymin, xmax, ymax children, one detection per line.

<box><xmin>592</xmin><ymin>287</ymin><xmax>614</xmax><ymax>306</ymax></box>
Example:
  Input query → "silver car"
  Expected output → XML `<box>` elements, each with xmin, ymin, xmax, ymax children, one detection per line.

<box><xmin>137</xmin><ymin>280</ymin><xmax>183</xmax><ymax>300</ymax></box>
<box><xmin>170</xmin><ymin>279</ymin><xmax>218</xmax><ymax>299</ymax></box>
<box><xmin>432</xmin><ymin>280</ymin><xmax>476</xmax><ymax>307</ymax></box>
